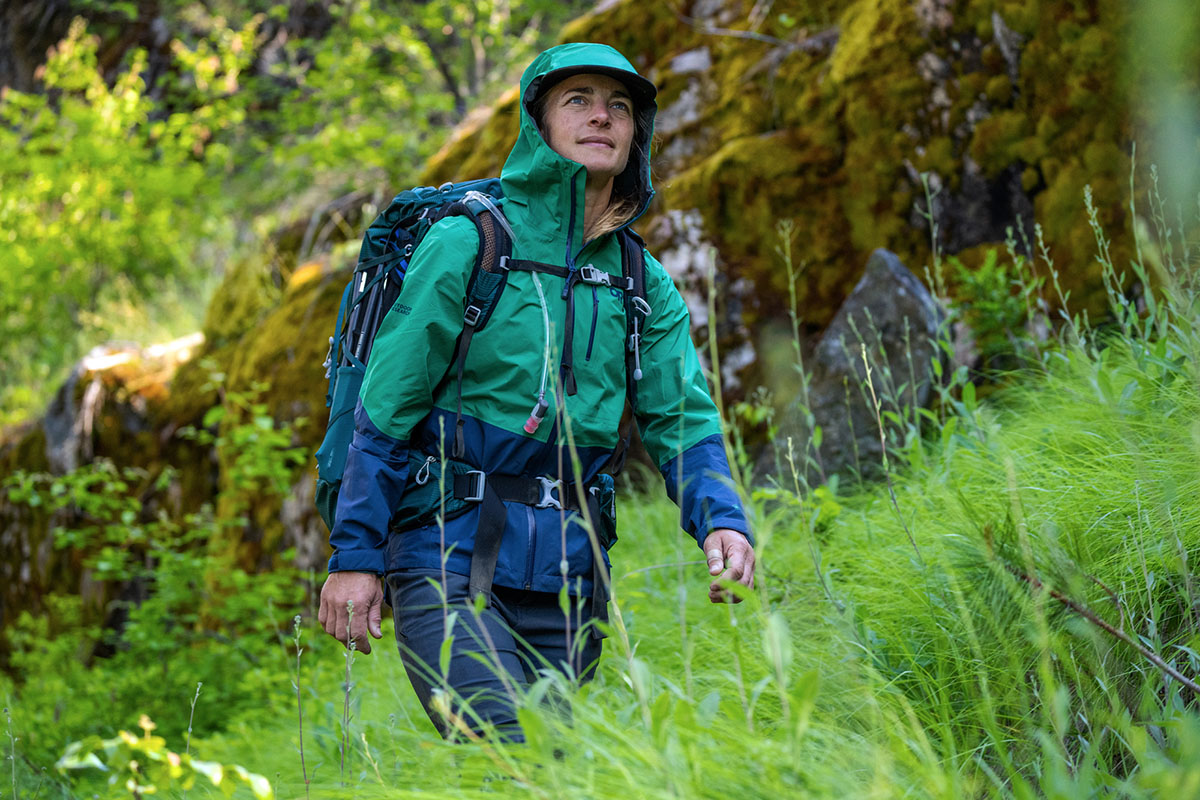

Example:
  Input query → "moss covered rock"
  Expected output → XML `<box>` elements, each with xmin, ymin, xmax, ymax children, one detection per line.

<box><xmin>426</xmin><ymin>0</ymin><xmax>1146</xmax><ymax>396</ymax></box>
<box><xmin>0</xmin><ymin>337</ymin><xmax>215</xmax><ymax>658</ymax></box>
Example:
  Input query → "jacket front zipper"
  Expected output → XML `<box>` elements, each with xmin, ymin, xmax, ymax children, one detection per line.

<box><xmin>585</xmin><ymin>286</ymin><xmax>599</xmax><ymax>360</ymax></box>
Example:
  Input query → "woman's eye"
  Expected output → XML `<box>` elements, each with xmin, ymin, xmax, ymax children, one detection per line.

<box><xmin>567</xmin><ymin>95</ymin><xmax>587</xmax><ymax>105</ymax></box>
<box><xmin>611</xmin><ymin>101</ymin><xmax>630</xmax><ymax>113</ymax></box>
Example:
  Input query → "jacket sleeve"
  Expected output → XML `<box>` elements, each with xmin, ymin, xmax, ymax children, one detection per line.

<box><xmin>633</xmin><ymin>250</ymin><xmax>752</xmax><ymax>547</ymax></box>
<box><xmin>327</xmin><ymin>217</ymin><xmax>478</xmax><ymax>573</ymax></box>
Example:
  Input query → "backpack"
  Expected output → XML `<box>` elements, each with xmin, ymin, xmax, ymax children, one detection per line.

<box><xmin>313</xmin><ymin>179</ymin><xmax>648</xmax><ymax>533</ymax></box>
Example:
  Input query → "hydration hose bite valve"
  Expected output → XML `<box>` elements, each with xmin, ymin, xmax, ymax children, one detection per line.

<box><xmin>524</xmin><ymin>398</ymin><xmax>550</xmax><ymax>434</ymax></box>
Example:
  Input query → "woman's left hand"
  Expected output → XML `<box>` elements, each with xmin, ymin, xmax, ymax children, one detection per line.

<box><xmin>702</xmin><ymin>529</ymin><xmax>756</xmax><ymax>603</ymax></box>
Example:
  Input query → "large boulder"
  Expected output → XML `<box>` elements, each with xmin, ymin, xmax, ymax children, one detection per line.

<box><xmin>767</xmin><ymin>249</ymin><xmax>943</xmax><ymax>482</ymax></box>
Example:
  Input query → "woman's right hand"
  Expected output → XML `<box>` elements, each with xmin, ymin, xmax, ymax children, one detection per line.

<box><xmin>318</xmin><ymin>571</ymin><xmax>384</xmax><ymax>653</ymax></box>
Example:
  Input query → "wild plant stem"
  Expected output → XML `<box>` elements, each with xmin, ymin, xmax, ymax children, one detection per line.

<box><xmin>360</xmin><ymin>732</ymin><xmax>383</xmax><ymax>785</ymax></box>
<box><xmin>341</xmin><ymin>600</ymin><xmax>356</xmax><ymax>788</ymax></box>
<box><xmin>1009</xmin><ymin>565</ymin><xmax>1200</xmax><ymax>698</ymax></box>
<box><xmin>292</xmin><ymin>615</ymin><xmax>310</xmax><ymax>800</ymax></box>
<box><xmin>860</xmin><ymin>344</ymin><xmax>923</xmax><ymax>564</ymax></box>
<box><xmin>4</xmin><ymin>707</ymin><xmax>14</xmax><ymax>800</ymax></box>
<box><xmin>185</xmin><ymin>682</ymin><xmax>202</xmax><ymax>756</ymax></box>
<box><xmin>779</xmin><ymin>219</ymin><xmax>825</xmax><ymax>483</ymax></box>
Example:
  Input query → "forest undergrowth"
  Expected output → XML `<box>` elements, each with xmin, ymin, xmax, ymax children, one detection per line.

<box><xmin>4</xmin><ymin>175</ymin><xmax>1200</xmax><ymax>799</ymax></box>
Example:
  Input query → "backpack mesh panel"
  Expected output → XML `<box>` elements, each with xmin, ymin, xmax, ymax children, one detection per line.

<box><xmin>478</xmin><ymin>212</ymin><xmax>499</xmax><ymax>272</ymax></box>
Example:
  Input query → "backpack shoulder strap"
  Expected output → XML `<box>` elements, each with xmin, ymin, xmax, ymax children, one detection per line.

<box><xmin>603</xmin><ymin>228</ymin><xmax>649</xmax><ymax>477</ymax></box>
<box><xmin>450</xmin><ymin>209</ymin><xmax>513</xmax><ymax>459</ymax></box>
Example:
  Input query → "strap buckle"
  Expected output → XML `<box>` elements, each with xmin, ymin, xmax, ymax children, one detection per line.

<box><xmin>578</xmin><ymin>265</ymin><xmax>608</xmax><ymax>286</ymax></box>
<box><xmin>536</xmin><ymin>476</ymin><xmax>563</xmax><ymax>510</ymax></box>
<box><xmin>463</xmin><ymin>304</ymin><xmax>482</xmax><ymax>326</ymax></box>
<box><xmin>463</xmin><ymin>470</ymin><xmax>486</xmax><ymax>502</ymax></box>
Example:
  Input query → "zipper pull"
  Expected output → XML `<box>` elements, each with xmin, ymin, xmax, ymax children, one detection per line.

<box><xmin>629</xmin><ymin>296</ymin><xmax>651</xmax><ymax>382</ymax></box>
<box><xmin>322</xmin><ymin>336</ymin><xmax>335</xmax><ymax>379</ymax></box>
<box><xmin>414</xmin><ymin>455</ymin><xmax>436</xmax><ymax>485</ymax></box>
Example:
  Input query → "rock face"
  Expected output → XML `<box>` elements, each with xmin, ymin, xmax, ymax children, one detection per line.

<box><xmin>767</xmin><ymin>249</ymin><xmax>943</xmax><ymax>482</ymax></box>
<box><xmin>424</xmin><ymin>0</ymin><xmax>1142</xmax><ymax>397</ymax></box>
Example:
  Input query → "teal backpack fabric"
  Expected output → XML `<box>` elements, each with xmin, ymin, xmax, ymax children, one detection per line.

<box><xmin>314</xmin><ymin>179</ymin><xmax>510</xmax><ymax>530</ymax></box>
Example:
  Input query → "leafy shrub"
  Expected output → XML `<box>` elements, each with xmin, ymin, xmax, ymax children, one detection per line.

<box><xmin>57</xmin><ymin>715</ymin><xmax>273</xmax><ymax>799</ymax></box>
<box><xmin>0</xmin><ymin>19</ymin><xmax>239</xmax><ymax>418</ymax></box>
<box><xmin>2</xmin><ymin>379</ymin><xmax>318</xmax><ymax>768</ymax></box>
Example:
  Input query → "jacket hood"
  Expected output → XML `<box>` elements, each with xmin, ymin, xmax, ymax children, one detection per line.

<box><xmin>500</xmin><ymin>43</ymin><xmax>657</xmax><ymax>261</ymax></box>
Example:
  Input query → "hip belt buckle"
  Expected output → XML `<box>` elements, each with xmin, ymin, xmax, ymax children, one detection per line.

<box><xmin>536</xmin><ymin>476</ymin><xmax>563</xmax><ymax>510</ymax></box>
<box><xmin>463</xmin><ymin>470</ymin><xmax>487</xmax><ymax>502</ymax></box>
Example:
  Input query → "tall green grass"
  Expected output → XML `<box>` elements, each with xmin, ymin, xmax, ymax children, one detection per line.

<box><xmin>90</xmin><ymin>335</ymin><xmax>1200</xmax><ymax>796</ymax></box>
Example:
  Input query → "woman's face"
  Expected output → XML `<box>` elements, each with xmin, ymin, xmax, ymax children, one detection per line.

<box><xmin>540</xmin><ymin>73</ymin><xmax>635</xmax><ymax>185</ymax></box>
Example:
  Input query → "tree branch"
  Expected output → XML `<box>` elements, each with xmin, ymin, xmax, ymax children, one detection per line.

<box><xmin>1009</xmin><ymin>564</ymin><xmax>1200</xmax><ymax>699</ymax></box>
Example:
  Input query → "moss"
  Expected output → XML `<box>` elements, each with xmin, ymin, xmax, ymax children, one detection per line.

<box><xmin>919</xmin><ymin>136</ymin><xmax>956</xmax><ymax>176</ymax></box>
<box><xmin>202</xmin><ymin>257</ymin><xmax>284</xmax><ymax>351</ymax></box>
<box><xmin>199</xmin><ymin>266</ymin><xmax>348</xmax><ymax>569</ymax></box>
<box><xmin>984</xmin><ymin>74</ymin><xmax>1012</xmax><ymax>104</ymax></box>
<box><xmin>970</xmin><ymin>111</ymin><xmax>1028</xmax><ymax>173</ymax></box>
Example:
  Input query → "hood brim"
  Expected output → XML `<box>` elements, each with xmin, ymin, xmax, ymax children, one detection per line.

<box><xmin>525</xmin><ymin>64</ymin><xmax>657</xmax><ymax>111</ymax></box>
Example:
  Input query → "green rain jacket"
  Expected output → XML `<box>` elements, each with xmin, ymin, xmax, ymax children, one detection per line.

<box><xmin>328</xmin><ymin>43</ymin><xmax>750</xmax><ymax>595</ymax></box>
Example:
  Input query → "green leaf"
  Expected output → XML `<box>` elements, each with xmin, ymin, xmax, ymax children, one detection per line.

<box><xmin>961</xmin><ymin>381</ymin><xmax>976</xmax><ymax>413</ymax></box>
<box><xmin>202</xmin><ymin>406</ymin><xmax>226</xmax><ymax>428</ymax></box>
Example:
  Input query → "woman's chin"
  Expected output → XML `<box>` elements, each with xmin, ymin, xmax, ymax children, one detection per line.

<box><xmin>577</xmin><ymin>159</ymin><xmax>624</xmax><ymax>186</ymax></box>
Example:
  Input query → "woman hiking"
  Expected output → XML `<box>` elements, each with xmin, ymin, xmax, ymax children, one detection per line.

<box><xmin>318</xmin><ymin>42</ymin><xmax>756</xmax><ymax>741</ymax></box>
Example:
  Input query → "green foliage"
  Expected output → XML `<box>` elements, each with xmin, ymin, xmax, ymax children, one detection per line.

<box><xmin>950</xmin><ymin>246</ymin><xmax>1046</xmax><ymax>371</ymax></box>
<box><xmin>220</xmin><ymin>0</ymin><xmax>589</xmax><ymax>214</ymax></box>
<box><xmin>6</xmin><ymin>460</ymin><xmax>177</xmax><ymax>582</ymax></box>
<box><xmin>0</xmin><ymin>17</ymin><xmax>238</xmax><ymax>423</ymax></box>
<box><xmin>57</xmin><ymin>716</ymin><xmax>273</xmax><ymax>799</ymax></box>
<box><xmin>179</xmin><ymin>361</ymin><xmax>309</xmax><ymax>507</ymax></box>
<box><xmin>1</xmin><ymin>379</ymin><xmax>316</xmax><ymax>770</ymax></box>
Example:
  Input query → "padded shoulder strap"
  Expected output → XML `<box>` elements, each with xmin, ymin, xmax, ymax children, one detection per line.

<box><xmin>463</xmin><ymin>211</ymin><xmax>513</xmax><ymax>331</ymax></box>
<box><xmin>451</xmin><ymin>210</ymin><xmax>513</xmax><ymax>459</ymax></box>
<box><xmin>601</xmin><ymin>229</ymin><xmax>649</xmax><ymax>477</ymax></box>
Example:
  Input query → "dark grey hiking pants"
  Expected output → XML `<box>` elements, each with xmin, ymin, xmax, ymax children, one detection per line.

<box><xmin>385</xmin><ymin>568</ymin><xmax>602</xmax><ymax>742</ymax></box>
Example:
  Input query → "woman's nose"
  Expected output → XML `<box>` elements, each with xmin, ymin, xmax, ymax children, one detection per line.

<box><xmin>589</xmin><ymin>106</ymin><xmax>610</xmax><ymax>126</ymax></box>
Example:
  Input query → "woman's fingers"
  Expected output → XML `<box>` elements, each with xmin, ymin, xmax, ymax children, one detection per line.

<box><xmin>702</xmin><ymin>529</ymin><xmax>757</xmax><ymax>603</ymax></box>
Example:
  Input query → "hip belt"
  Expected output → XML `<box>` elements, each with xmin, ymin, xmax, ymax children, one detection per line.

<box><xmin>451</xmin><ymin>470</ymin><xmax>613</xmax><ymax>637</ymax></box>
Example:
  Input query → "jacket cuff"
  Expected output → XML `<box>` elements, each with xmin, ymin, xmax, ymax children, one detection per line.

<box><xmin>697</xmin><ymin>518</ymin><xmax>754</xmax><ymax>548</ymax></box>
<box><xmin>326</xmin><ymin>400</ymin><xmax>410</xmax><ymax>576</ymax></box>
<box><xmin>328</xmin><ymin>547</ymin><xmax>386</xmax><ymax>575</ymax></box>
<box><xmin>660</xmin><ymin>434</ymin><xmax>753</xmax><ymax>547</ymax></box>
